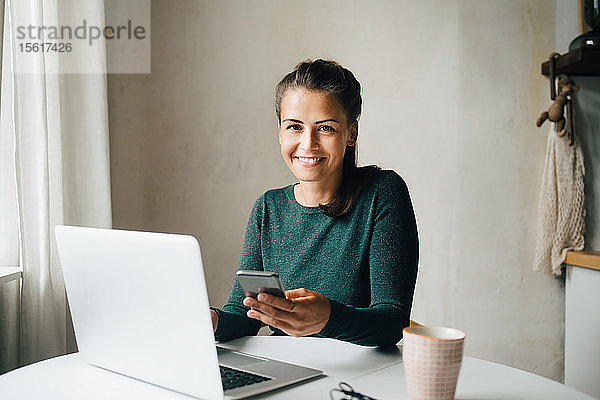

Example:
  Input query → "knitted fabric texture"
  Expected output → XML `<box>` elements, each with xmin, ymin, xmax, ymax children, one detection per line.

<box><xmin>213</xmin><ymin>170</ymin><xmax>419</xmax><ymax>346</ymax></box>
<box><xmin>533</xmin><ymin>128</ymin><xmax>585</xmax><ymax>276</ymax></box>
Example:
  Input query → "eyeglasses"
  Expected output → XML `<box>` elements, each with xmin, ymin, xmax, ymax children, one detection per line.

<box><xmin>329</xmin><ymin>382</ymin><xmax>378</xmax><ymax>400</ymax></box>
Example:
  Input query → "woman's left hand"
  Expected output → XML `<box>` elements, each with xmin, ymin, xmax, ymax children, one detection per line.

<box><xmin>243</xmin><ymin>288</ymin><xmax>331</xmax><ymax>337</ymax></box>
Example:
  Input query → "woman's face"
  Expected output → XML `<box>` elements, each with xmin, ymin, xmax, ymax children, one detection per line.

<box><xmin>278</xmin><ymin>88</ymin><xmax>357</xmax><ymax>188</ymax></box>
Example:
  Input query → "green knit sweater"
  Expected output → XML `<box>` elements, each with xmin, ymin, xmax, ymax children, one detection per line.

<box><xmin>212</xmin><ymin>169</ymin><xmax>418</xmax><ymax>346</ymax></box>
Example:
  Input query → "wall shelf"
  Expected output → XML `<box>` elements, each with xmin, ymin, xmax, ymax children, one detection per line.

<box><xmin>565</xmin><ymin>251</ymin><xmax>600</xmax><ymax>271</ymax></box>
<box><xmin>541</xmin><ymin>47</ymin><xmax>600</xmax><ymax>76</ymax></box>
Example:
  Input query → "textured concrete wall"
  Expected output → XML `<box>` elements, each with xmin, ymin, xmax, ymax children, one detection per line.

<box><xmin>108</xmin><ymin>0</ymin><xmax>565</xmax><ymax>380</ymax></box>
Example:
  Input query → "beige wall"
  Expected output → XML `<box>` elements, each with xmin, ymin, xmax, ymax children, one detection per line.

<box><xmin>109</xmin><ymin>0</ymin><xmax>564</xmax><ymax>380</ymax></box>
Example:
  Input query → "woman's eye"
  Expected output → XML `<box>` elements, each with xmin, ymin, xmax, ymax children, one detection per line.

<box><xmin>287</xmin><ymin>124</ymin><xmax>302</xmax><ymax>131</ymax></box>
<box><xmin>318</xmin><ymin>125</ymin><xmax>335</xmax><ymax>132</ymax></box>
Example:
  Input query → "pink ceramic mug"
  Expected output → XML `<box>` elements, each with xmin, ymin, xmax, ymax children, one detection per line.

<box><xmin>402</xmin><ymin>326</ymin><xmax>466</xmax><ymax>400</ymax></box>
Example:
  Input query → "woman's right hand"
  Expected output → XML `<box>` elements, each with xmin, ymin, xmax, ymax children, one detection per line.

<box><xmin>210</xmin><ymin>309</ymin><xmax>218</xmax><ymax>333</ymax></box>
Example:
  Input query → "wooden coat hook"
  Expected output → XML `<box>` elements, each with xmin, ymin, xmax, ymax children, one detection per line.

<box><xmin>536</xmin><ymin>53</ymin><xmax>579</xmax><ymax>146</ymax></box>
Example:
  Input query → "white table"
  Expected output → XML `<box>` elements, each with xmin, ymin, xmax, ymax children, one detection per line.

<box><xmin>0</xmin><ymin>336</ymin><xmax>594</xmax><ymax>399</ymax></box>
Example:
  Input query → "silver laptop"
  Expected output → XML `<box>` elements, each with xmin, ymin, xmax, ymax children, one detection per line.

<box><xmin>55</xmin><ymin>225</ymin><xmax>322</xmax><ymax>399</ymax></box>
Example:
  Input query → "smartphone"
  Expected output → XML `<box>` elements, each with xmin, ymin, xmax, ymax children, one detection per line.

<box><xmin>236</xmin><ymin>270</ymin><xmax>286</xmax><ymax>299</ymax></box>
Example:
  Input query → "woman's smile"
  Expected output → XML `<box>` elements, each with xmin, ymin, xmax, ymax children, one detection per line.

<box><xmin>294</xmin><ymin>156</ymin><xmax>326</xmax><ymax>167</ymax></box>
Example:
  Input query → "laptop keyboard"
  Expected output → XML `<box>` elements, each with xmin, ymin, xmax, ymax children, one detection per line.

<box><xmin>220</xmin><ymin>365</ymin><xmax>272</xmax><ymax>391</ymax></box>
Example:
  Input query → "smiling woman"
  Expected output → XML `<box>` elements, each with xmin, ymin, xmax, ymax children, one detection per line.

<box><xmin>210</xmin><ymin>59</ymin><xmax>419</xmax><ymax>347</ymax></box>
<box><xmin>275</xmin><ymin>60</ymin><xmax>378</xmax><ymax>218</ymax></box>
<box><xmin>278</xmin><ymin>89</ymin><xmax>353</xmax><ymax>208</ymax></box>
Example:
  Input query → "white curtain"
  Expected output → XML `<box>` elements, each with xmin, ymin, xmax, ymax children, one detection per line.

<box><xmin>0</xmin><ymin>0</ymin><xmax>112</xmax><ymax>373</ymax></box>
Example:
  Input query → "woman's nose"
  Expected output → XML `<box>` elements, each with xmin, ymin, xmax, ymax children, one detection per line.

<box><xmin>299</xmin><ymin>128</ymin><xmax>318</xmax><ymax>150</ymax></box>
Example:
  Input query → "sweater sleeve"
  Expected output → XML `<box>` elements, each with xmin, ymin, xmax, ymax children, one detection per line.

<box><xmin>318</xmin><ymin>172</ymin><xmax>419</xmax><ymax>346</ymax></box>
<box><xmin>213</xmin><ymin>196</ymin><xmax>264</xmax><ymax>342</ymax></box>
